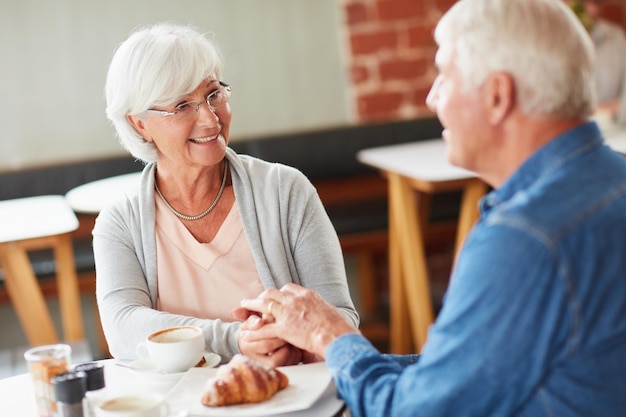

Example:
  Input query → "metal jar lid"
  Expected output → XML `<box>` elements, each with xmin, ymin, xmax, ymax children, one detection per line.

<box><xmin>73</xmin><ymin>362</ymin><xmax>105</xmax><ymax>391</ymax></box>
<box><xmin>52</xmin><ymin>371</ymin><xmax>87</xmax><ymax>403</ymax></box>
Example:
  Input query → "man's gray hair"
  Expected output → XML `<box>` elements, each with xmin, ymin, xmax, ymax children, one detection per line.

<box><xmin>434</xmin><ymin>0</ymin><xmax>596</xmax><ymax>119</ymax></box>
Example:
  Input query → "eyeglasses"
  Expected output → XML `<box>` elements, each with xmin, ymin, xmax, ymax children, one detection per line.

<box><xmin>146</xmin><ymin>81</ymin><xmax>232</xmax><ymax>119</ymax></box>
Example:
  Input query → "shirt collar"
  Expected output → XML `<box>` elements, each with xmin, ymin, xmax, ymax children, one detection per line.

<box><xmin>480</xmin><ymin>121</ymin><xmax>605</xmax><ymax>213</ymax></box>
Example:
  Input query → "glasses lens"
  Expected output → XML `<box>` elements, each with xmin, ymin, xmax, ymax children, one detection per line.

<box><xmin>208</xmin><ymin>85</ymin><xmax>231</xmax><ymax>108</ymax></box>
<box><xmin>173</xmin><ymin>103</ymin><xmax>197</xmax><ymax>118</ymax></box>
<box><xmin>148</xmin><ymin>83</ymin><xmax>231</xmax><ymax>120</ymax></box>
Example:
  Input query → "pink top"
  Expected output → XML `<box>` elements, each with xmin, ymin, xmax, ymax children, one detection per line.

<box><xmin>154</xmin><ymin>195</ymin><xmax>264</xmax><ymax>322</ymax></box>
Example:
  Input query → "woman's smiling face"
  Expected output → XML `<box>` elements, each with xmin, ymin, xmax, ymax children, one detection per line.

<box><xmin>129</xmin><ymin>78</ymin><xmax>232</xmax><ymax>171</ymax></box>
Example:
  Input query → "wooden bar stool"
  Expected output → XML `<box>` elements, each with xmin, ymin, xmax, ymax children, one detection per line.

<box><xmin>358</xmin><ymin>139</ymin><xmax>487</xmax><ymax>353</ymax></box>
<box><xmin>0</xmin><ymin>195</ymin><xmax>85</xmax><ymax>346</ymax></box>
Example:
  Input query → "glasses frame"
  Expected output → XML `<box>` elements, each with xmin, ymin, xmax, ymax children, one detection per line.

<box><xmin>145</xmin><ymin>81</ymin><xmax>232</xmax><ymax>117</ymax></box>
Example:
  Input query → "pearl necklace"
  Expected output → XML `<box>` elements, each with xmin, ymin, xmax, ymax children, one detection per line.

<box><xmin>154</xmin><ymin>160</ymin><xmax>228</xmax><ymax>221</ymax></box>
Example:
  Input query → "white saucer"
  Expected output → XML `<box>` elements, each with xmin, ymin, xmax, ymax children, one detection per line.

<box><xmin>119</xmin><ymin>352</ymin><xmax>221</xmax><ymax>382</ymax></box>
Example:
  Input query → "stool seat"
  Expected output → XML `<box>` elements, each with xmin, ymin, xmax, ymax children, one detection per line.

<box><xmin>0</xmin><ymin>195</ymin><xmax>86</xmax><ymax>347</ymax></box>
<box><xmin>0</xmin><ymin>195</ymin><xmax>79</xmax><ymax>242</ymax></box>
<box><xmin>65</xmin><ymin>172</ymin><xmax>140</xmax><ymax>214</ymax></box>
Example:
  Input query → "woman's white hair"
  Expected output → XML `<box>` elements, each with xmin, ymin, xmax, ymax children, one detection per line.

<box><xmin>105</xmin><ymin>23</ymin><xmax>224</xmax><ymax>162</ymax></box>
<box><xmin>434</xmin><ymin>0</ymin><xmax>596</xmax><ymax>119</ymax></box>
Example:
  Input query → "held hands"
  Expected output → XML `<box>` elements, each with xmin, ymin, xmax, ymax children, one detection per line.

<box><xmin>233</xmin><ymin>283</ymin><xmax>359</xmax><ymax>362</ymax></box>
<box><xmin>234</xmin><ymin>312</ymin><xmax>304</xmax><ymax>367</ymax></box>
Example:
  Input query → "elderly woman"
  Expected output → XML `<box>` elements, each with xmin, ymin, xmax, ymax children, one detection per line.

<box><xmin>95</xmin><ymin>22</ymin><xmax>358</xmax><ymax>366</ymax></box>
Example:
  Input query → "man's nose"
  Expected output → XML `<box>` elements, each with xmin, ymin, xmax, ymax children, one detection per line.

<box><xmin>425</xmin><ymin>85</ymin><xmax>438</xmax><ymax>112</ymax></box>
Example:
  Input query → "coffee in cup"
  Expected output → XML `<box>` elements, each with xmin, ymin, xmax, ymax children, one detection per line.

<box><xmin>94</xmin><ymin>394</ymin><xmax>168</xmax><ymax>417</ymax></box>
<box><xmin>136</xmin><ymin>325</ymin><xmax>205</xmax><ymax>373</ymax></box>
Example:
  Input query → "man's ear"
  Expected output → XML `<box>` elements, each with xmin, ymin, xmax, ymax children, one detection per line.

<box><xmin>484</xmin><ymin>72</ymin><xmax>515</xmax><ymax>124</ymax></box>
<box><xmin>127</xmin><ymin>114</ymin><xmax>151</xmax><ymax>141</ymax></box>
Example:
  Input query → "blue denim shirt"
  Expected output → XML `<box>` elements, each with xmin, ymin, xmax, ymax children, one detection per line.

<box><xmin>327</xmin><ymin>122</ymin><xmax>626</xmax><ymax>417</ymax></box>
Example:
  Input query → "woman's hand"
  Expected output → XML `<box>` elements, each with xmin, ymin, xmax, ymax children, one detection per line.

<box><xmin>235</xmin><ymin>311</ymin><xmax>303</xmax><ymax>367</ymax></box>
<box><xmin>238</xmin><ymin>284</ymin><xmax>360</xmax><ymax>359</ymax></box>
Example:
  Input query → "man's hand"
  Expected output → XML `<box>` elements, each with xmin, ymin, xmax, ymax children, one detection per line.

<box><xmin>235</xmin><ymin>307</ymin><xmax>303</xmax><ymax>367</ymax></box>
<box><xmin>238</xmin><ymin>284</ymin><xmax>360</xmax><ymax>359</ymax></box>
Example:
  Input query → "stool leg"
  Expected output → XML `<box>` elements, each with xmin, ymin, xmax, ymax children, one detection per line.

<box><xmin>390</xmin><ymin>174</ymin><xmax>434</xmax><ymax>352</ymax></box>
<box><xmin>388</xmin><ymin>174</ymin><xmax>424</xmax><ymax>354</ymax></box>
<box><xmin>0</xmin><ymin>242</ymin><xmax>59</xmax><ymax>345</ymax></box>
<box><xmin>54</xmin><ymin>234</ymin><xmax>85</xmax><ymax>342</ymax></box>
<box><xmin>388</xmin><ymin>211</ymin><xmax>412</xmax><ymax>354</ymax></box>
<box><xmin>455</xmin><ymin>180</ymin><xmax>487</xmax><ymax>254</ymax></box>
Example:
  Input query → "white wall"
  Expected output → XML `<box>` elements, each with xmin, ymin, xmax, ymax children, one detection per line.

<box><xmin>0</xmin><ymin>0</ymin><xmax>353</xmax><ymax>170</ymax></box>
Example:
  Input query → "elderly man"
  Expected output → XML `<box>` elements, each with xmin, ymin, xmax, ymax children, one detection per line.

<box><xmin>235</xmin><ymin>0</ymin><xmax>626</xmax><ymax>415</ymax></box>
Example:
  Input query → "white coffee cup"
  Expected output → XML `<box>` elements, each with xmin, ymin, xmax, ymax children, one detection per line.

<box><xmin>94</xmin><ymin>394</ymin><xmax>168</xmax><ymax>417</ymax></box>
<box><xmin>136</xmin><ymin>325</ymin><xmax>205</xmax><ymax>373</ymax></box>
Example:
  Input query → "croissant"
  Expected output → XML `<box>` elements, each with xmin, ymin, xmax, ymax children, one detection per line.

<box><xmin>201</xmin><ymin>354</ymin><xmax>289</xmax><ymax>407</ymax></box>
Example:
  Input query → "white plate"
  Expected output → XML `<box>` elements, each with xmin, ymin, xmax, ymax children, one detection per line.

<box><xmin>119</xmin><ymin>352</ymin><xmax>221</xmax><ymax>382</ymax></box>
<box><xmin>166</xmin><ymin>362</ymin><xmax>335</xmax><ymax>416</ymax></box>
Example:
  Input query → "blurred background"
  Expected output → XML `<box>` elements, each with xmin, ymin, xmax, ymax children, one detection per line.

<box><xmin>0</xmin><ymin>0</ymin><xmax>450</xmax><ymax>170</ymax></box>
<box><xmin>1</xmin><ymin>0</ymin><xmax>625</xmax><ymax>370</ymax></box>
<box><xmin>2</xmin><ymin>0</ymin><xmax>625</xmax><ymax>170</ymax></box>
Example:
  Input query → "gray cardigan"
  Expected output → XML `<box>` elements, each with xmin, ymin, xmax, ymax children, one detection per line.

<box><xmin>93</xmin><ymin>148</ymin><xmax>359</xmax><ymax>361</ymax></box>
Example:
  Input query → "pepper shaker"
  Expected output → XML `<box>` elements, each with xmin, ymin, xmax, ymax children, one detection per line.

<box><xmin>73</xmin><ymin>362</ymin><xmax>106</xmax><ymax>417</ymax></box>
<box><xmin>52</xmin><ymin>371</ymin><xmax>87</xmax><ymax>417</ymax></box>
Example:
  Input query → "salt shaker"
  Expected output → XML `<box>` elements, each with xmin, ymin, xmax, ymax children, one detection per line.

<box><xmin>52</xmin><ymin>371</ymin><xmax>87</xmax><ymax>417</ymax></box>
<box><xmin>73</xmin><ymin>362</ymin><xmax>106</xmax><ymax>417</ymax></box>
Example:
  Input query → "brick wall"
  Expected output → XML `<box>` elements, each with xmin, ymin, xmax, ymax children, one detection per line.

<box><xmin>339</xmin><ymin>0</ymin><xmax>626</xmax><ymax>123</ymax></box>
<box><xmin>604</xmin><ymin>0</ymin><xmax>626</xmax><ymax>26</ymax></box>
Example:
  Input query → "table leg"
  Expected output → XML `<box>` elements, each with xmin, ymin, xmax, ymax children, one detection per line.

<box><xmin>54</xmin><ymin>233</ymin><xmax>85</xmax><ymax>342</ymax></box>
<box><xmin>0</xmin><ymin>242</ymin><xmax>59</xmax><ymax>345</ymax></box>
<box><xmin>389</xmin><ymin>174</ymin><xmax>434</xmax><ymax>353</ymax></box>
